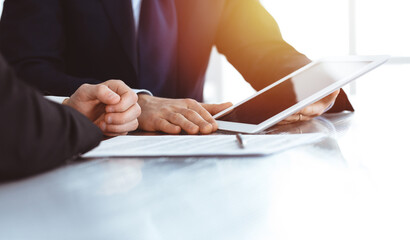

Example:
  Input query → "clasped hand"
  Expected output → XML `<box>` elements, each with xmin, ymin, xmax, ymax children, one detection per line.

<box><xmin>64</xmin><ymin>80</ymin><xmax>141</xmax><ymax>136</ymax></box>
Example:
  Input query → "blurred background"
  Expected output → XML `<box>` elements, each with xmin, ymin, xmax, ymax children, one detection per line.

<box><xmin>204</xmin><ymin>0</ymin><xmax>410</xmax><ymax>104</ymax></box>
<box><xmin>1</xmin><ymin>0</ymin><xmax>409</xmax><ymax>103</ymax></box>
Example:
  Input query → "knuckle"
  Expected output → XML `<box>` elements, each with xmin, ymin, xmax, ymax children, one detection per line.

<box><xmin>108</xmin><ymin>79</ymin><xmax>120</xmax><ymax>84</ymax></box>
<box><xmin>158</xmin><ymin>120</ymin><xmax>170</xmax><ymax>131</ymax></box>
<box><xmin>105</xmin><ymin>113</ymin><xmax>112</xmax><ymax>123</ymax></box>
<box><xmin>153</xmin><ymin>118</ymin><xmax>162</xmax><ymax>126</ymax></box>
<box><xmin>105</xmin><ymin>125</ymin><xmax>117</xmax><ymax>133</ymax></box>
<box><xmin>133</xmin><ymin>119</ymin><xmax>139</xmax><ymax>130</ymax></box>
<box><xmin>96</xmin><ymin>84</ymin><xmax>107</xmax><ymax>94</ymax></box>
<box><xmin>114</xmin><ymin>114</ymin><xmax>126</xmax><ymax>125</ymax></box>
<box><xmin>128</xmin><ymin>90</ymin><xmax>138</xmax><ymax>100</ymax></box>
<box><xmin>183</xmin><ymin>98</ymin><xmax>196</xmax><ymax>105</ymax></box>
<box><xmin>159</xmin><ymin>107</ymin><xmax>171</xmax><ymax>114</ymax></box>
<box><xmin>80</xmin><ymin>83</ymin><xmax>90</xmax><ymax>90</ymax></box>
<box><xmin>134</xmin><ymin>104</ymin><xmax>142</xmax><ymax>117</ymax></box>
<box><xmin>184</xmin><ymin>109</ymin><xmax>197</xmax><ymax>118</ymax></box>
<box><xmin>170</xmin><ymin>113</ymin><xmax>182</xmax><ymax>122</ymax></box>
<box><xmin>158</xmin><ymin>120</ymin><xmax>167</xmax><ymax>129</ymax></box>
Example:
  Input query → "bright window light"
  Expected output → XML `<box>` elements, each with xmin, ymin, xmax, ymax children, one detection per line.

<box><xmin>261</xmin><ymin>0</ymin><xmax>350</xmax><ymax>59</ymax></box>
<box><xmin>205</xmin><ymin>0</ymin><xmax>410</xmax><ymax>103</ymax></box>
<box><xmin>356</xmin><ymin>0</ymin><xmax>410</xmax><ymax>56</ymax></box>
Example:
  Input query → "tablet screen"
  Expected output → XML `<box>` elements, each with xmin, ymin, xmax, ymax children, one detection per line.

<box><xmin>216</xmin><ymin>61</ymin><xmax>370</xmax><ymax>124</ymax></box>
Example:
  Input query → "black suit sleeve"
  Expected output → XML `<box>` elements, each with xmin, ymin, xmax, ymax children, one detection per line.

<box><xmin>215</xmin><ymin>0</ymin><xmax>353</xmax><ymax>112</ymax></box>
<box><xmin>0</xmin><ymin>0</ymin><xmax>100</xmax><ymax>96</ymax></box>
<box><xmin>0</xmin><ymin>54</ymin><xmax>103</xmax><ymax>181</ymax></box>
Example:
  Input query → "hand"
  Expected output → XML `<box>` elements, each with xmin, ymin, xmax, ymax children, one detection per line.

<box><xmin>278</xmin><ymin>89</ymin><xmax>340</xmax><ymax>125</ymax></box>
<box><xmin>63</xmin><ymin>80</ymin><xmax>141</xmax><ymax>136</ymax></box>
<box><xmin>137</xmin><ymin>95</ymin><xmax>233</xmax><ymax>135</ymax></box>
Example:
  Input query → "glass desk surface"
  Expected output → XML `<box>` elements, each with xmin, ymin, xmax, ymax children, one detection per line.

<box><xmin>0</xmin><ymin>64</ymin><xmax>409</xmax><ymax>240</ymax></box>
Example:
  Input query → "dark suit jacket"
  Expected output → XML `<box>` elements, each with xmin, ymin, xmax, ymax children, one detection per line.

<box><xmin>0</xmin><ymin>53</ymin><xmax>102</xmax><ymax>181</ymax></box>
<box><xmin>0</xmin><ymin>0</ymin><xmax>353</xmax><ymax>112</ymax></box>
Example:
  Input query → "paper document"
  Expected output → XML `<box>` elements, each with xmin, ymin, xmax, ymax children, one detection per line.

<box><xmin>83</xmin><ymin>133</ymin><xmax>325</xmax><ymax>158</ymax></box>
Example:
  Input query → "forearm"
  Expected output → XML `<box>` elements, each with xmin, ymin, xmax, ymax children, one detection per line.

<box><xmin>216</xmin><ymin>0</ymin><xmax>311</xmax><ymax>90</ymax></box>
<box><xmin>0</xmin><ymin>57</ymin><xmax>102</xmax><ymax>181</ymax></box>
<box><xmin>216</xmin><ymin>0</ymin><xmax>353</xmax><ymax>112</ymax></box>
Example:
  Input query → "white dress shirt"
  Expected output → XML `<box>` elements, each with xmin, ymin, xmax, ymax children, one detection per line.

<box><xmin>130</xmin><ymin>0</ymin><xmax>152</xmax><ymax>96</ymax></box>
<box><xmin>131</xmin><ymin>0</ymin><xmax>142</xmax><ymax>33</ymax></box>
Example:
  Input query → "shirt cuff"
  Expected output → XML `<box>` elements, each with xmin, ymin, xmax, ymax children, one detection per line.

<box><xmin>45</xmin><ymin>89</ymin><xmax>152</xmax><ymax>104</ymax></box>
<box><xmin>132</xmin><ymin>89</ymin><xmax>153</xmax><ymax>96</ymax></box>
<box><xmin>45</xmin><ymin>96</ymin><xmax>68</xmax><ymax>104</ymax></box>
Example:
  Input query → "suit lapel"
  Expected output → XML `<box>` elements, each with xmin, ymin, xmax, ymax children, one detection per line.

<box><xmin>100</xmin><ymin>0</ymin><xmax>139</xmax><ymax>77</ymax></box>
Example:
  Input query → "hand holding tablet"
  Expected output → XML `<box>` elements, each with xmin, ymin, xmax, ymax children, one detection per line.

<box><xmin>214</xmin><ymin>56</ymin><xmax>389</xmax><ymax>133</ymax></box>
<box><xmin>278</xmin><ymin>89</ymin><xmax>340</xmax><ymax>125</ymax></box>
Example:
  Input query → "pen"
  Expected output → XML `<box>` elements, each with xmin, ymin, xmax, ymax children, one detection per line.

<box><xmin>235</xmin><ymin>133</ymin><xmax>246</xmax><ymax>149</ymax></box>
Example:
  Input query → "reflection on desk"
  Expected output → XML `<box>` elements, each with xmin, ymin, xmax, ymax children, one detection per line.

<box><xmin>0</xmin><ymin>107</ymin><xmax>409</xmax><ymax>240</ymax></box>
<box><xmin>0</xmin><ymin>113</ymin><xmax>342</xmax><ymax>239</ymax></box>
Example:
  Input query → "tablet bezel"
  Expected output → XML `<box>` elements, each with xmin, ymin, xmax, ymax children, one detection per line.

<box><xmin>213</xmin><ymin>55</ymin><xmax>389</xmax><ymax>133</ymax></box>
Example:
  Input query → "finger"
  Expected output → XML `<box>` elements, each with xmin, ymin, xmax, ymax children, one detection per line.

<box><xmin>199</xmin><ymin>102</ymin><xmax>233</xmax><ymax>132</ymax></box>
<box><xmin>179</xmin><ymin>108</ymin><xmax>214</xmax><ymax>134</ymax></box>
<box><xmin>201</xmin><ymin>102</ymin><xmax>233</xmax><ymax>116</ymax></box>
<box><xmin>101</xmin><ymin>80</ymin><xmax>139</xmax><ymax>113</ymax></box>
<box><xmin>299</xmin><ymin>103</ymin><xmax>324</xmax><ymax>117</ymax></box>
<box><xmin>279</xmin><ymin>114</ymin><xmax>301</xmax><ymax>124</ymax></box>
<box><xmin>321</xmin><ymin>89</ymin><xmax>340</xmax><ymax>109</ymax></box>
<box><xmin>102</xmin><ymin>80</ymin><xmax>132</xmax><ymax>96</ymax></box>
<box><xmin>311</xmin><ymin>89</ymin><xmax>340</xmax><ymax>112</ymax></box>
<box><xmin>186</xmin><ymin>101</ymin><xmax>218</xmax><ymax>132</ymax></box>
<box><xmin>105</xmin><ymin>104</ymin><xmax>141</xmax><ymax>125</ymax></box>
<box><xmin>278</xmin><ymin>112</ymin><xmax>312</xmax><ymax>125</ymax></box>
<box><xmin>90</xmin><ymin>84</ymin><xmax>121</xmax><ymax>105</ymax></box>
<box><xmin>104</xmin><ymin>119</ymin><xmax>140</xmax><ymax>134</ymax></box>
<box><xmin>106</xmin><ymin>91</ymin><xmax>139</xmax><ymax>113</ymax></box>
<box><xmin>154</xmin><ymin>118</ymin><xmax>181</xmax><ymax>134</ymax></box>
<box><xmin>329</xmin><ymin>89</ymin><xmax>341</xmax><ymax>100</ymax></box>
<box><xmin>281</xmin><ymin>114</ymin><xmax>300</xmax><ymax>123</ymax></box>
<box><xmin>167</xmin><ymin>112</ymin><xmax>200</xmax><ymax>135</ymax></box>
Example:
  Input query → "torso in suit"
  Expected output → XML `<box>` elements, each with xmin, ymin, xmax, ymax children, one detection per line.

<box><xmin>0</xmin><ymin>53</ymin><xmax>102</xmax><ymax>181</ymax></box>
<box><xmin>0</xmin><ymin>0</ymin><xmax>353</xmax><ymax>112</ymax></box>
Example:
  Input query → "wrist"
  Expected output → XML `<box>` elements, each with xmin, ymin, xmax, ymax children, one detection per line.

<box><xmin>137</xmin><ymin>93</ymin><xmax>152</xmax><ymax>102</ymax></box>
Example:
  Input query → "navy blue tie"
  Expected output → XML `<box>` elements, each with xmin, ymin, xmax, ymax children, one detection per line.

<box><xmin>138</xmin><ymin>0</ymin><xmax>178</xmax><ymax>97</ymax></box>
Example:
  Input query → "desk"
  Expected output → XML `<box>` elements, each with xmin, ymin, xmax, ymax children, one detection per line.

<box><xmin>0</xmin><ymin>64</ymin><xmax>409</xmax><ymax>240</ymax></box>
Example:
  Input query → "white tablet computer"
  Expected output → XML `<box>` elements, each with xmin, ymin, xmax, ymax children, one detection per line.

<box><xmin>213</xmin><ymin>56</ymin><xmax>389</xmax><ymax>133</ymax></box>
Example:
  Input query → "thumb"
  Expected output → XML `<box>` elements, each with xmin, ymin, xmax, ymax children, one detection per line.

<box><xmin>201</xmin><ymin>102</ymin><xmax>233</xmax><ymax>115</ymax></box>
<box><xmin>92</xmin><ymin>84</ymin><xmax>121</xmax><ymax>105</ymax></box>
